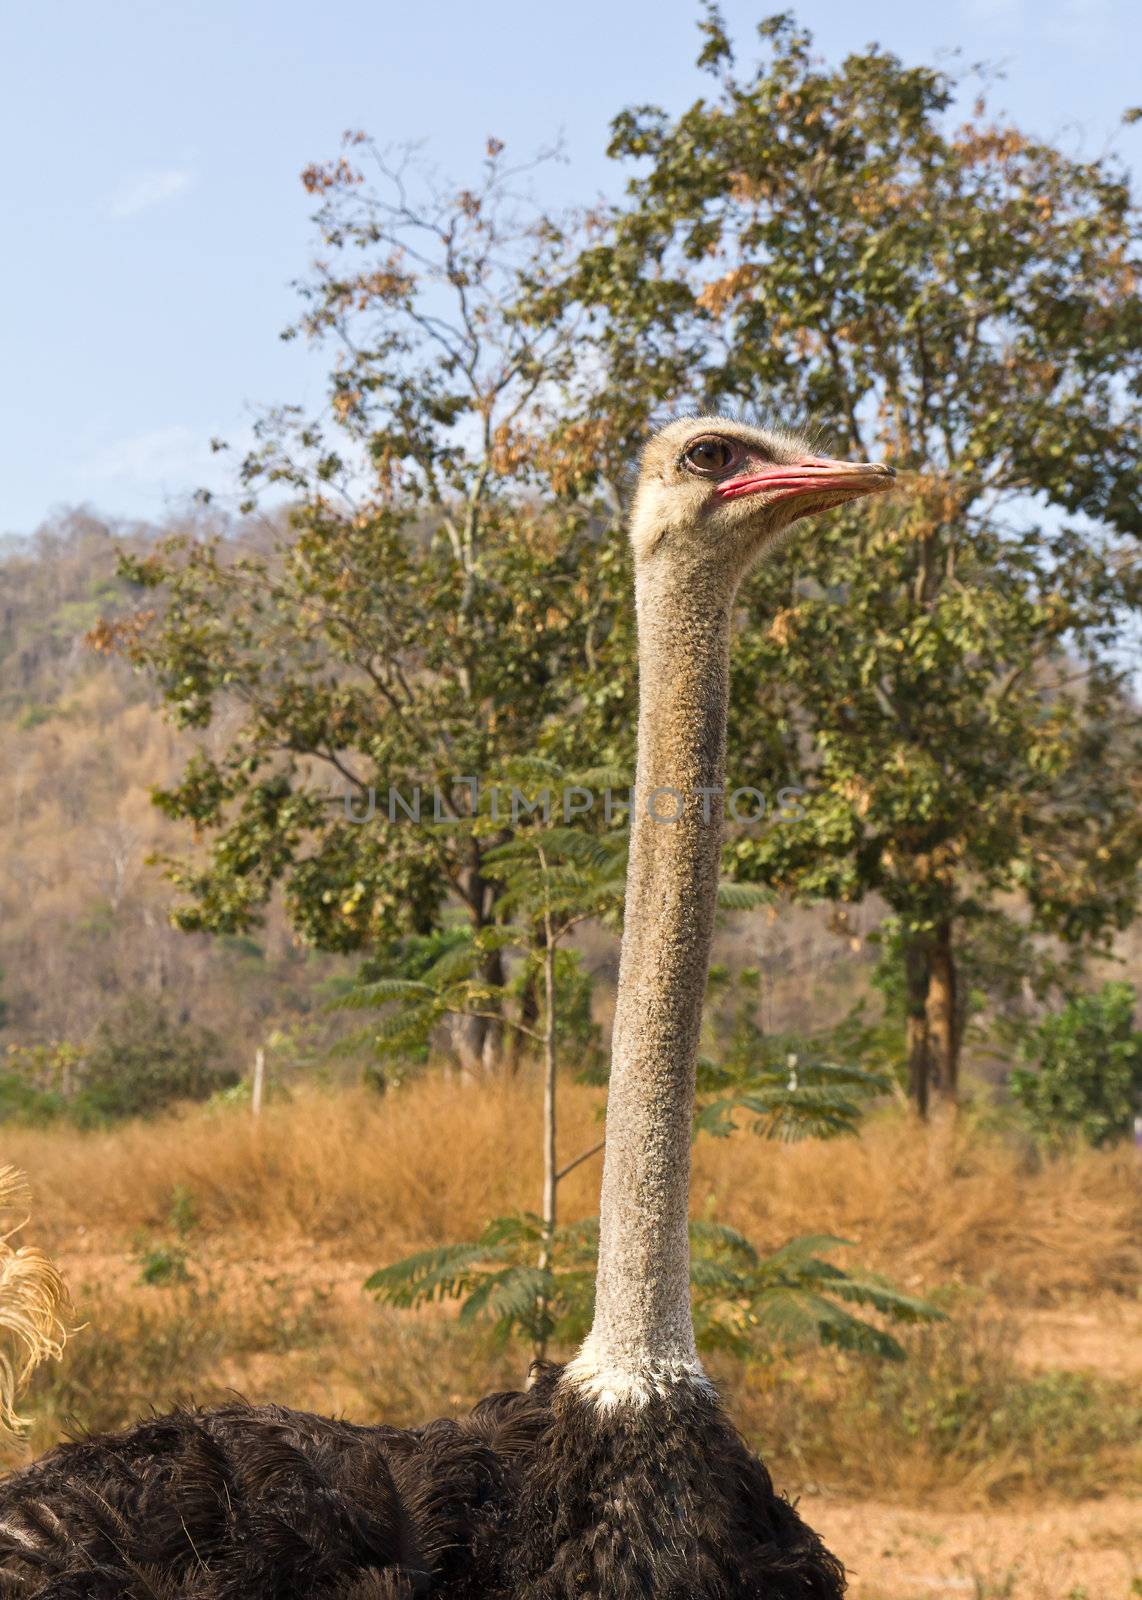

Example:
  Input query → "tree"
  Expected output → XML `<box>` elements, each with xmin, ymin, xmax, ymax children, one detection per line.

<box><xmin>103</xmin><ymin>143</ymin><xmax>634</xmax><ymax>1075</ymax></box>
<box><xmin>565</xmin><ymin>8</ymin><xmax>1142</xmax><ymax>1110</ymax></box>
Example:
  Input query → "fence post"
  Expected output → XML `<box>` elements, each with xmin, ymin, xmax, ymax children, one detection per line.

<box><xmin>252</xmin><ymin>1047</ymin><xmax>266</xmax><ymax>1119</ymax></box>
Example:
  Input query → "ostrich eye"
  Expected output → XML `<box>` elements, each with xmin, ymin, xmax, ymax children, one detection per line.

<box><xmin>681</xmin><ymin>436</ymin><xmax>737</xmax><ymax>477</ymax></box>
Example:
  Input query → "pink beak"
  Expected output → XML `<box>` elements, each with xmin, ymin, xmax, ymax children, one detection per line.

<box><xmin>715</xmin><ymin>455</ymin><xmax>895</xmax><ymax>518</ymax></box>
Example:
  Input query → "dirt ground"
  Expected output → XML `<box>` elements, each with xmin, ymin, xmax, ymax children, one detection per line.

<box><xmin>810</xmin><ymin>1297</ymin><xmax>1142</xmax><ymax>1598</ymax></box>
<box><xmin>1015</xmin><ymin>1302</ymin><xmax>1142</xmax><ymax>1383</ymax></box>
<box><xmin>809</xmin><ymin>1495</ymin><xmax>1140</xmax><ymax>1599</ymax></box>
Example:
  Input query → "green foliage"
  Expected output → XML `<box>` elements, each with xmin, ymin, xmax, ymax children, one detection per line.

<box><xmin>336</xmin><ymin>924</ymin><xmax>522</xmax><ymax>1065</ymax></box>
<box><xmin>79</xmin><ymin>998</ymin><xmax>236</xmax><ymax>1122</ymax></box>
<box><xmin>0</xmin><ymin>1042</ymin><xmax>85</xmax><ymax>1126</ymax></box>
<box><xmin>370</xmin><ymin>1216</ymin><xmax>940</xmax><ymax>1362</ymax></box>
<box><xmin>688</xmin><ymin>1225</ymin><xmax>941</xmax><ymax>1362</ymax></box>
<box><xmin>589</xmin><ymin>11</ymin><xmax>1142</xmax><ymax>528</ymax></box>
<box><xmin>565</xmin><ymin>12</ymin><xmax>1142</xmax><ymax>1104</ymax></box>
<box><xmin>0</xmin><ymin>1067</ymin><xmax>66</xmax><ymax>1126</ymax></box>
<box><xmin>694</xmin><ymin>1050</ymin><xmax>888</xmax><ymax>1143</ymax></box>
<box><xmin>135</xmin><ymin>1195</ymin><xmax>204</xmax><ymax>1297</ymax></box>
<box><xmin>168</xmin><ymin>1185</ymin><xmax>199</xmax><ymax>1238</ymax></box>
<box><xmin>15</xmin><ymin>704</ymin><xmax>58</xmax><ymax>732</ymax></box>
<box><xmin>697</xmin><ymin>967</ymin><xmax>891</xmax><ymax>1139</ymax></box>
<box><xmin>1010</xmin><ymin>982</ymin><xmax>1142</xmax><ymax>1147</ymax></box>
<box><xmin>135</xmin><ymin>1245</ymin><xmax>192</xmax><ymax>1288</ymax></box>
<box><xmin>367</xmin><ymin>1214</ymin><xmax>598</xmax><ymax>1353</ymax></box>
<box><xmin>2</xmin><ymin>1001</ymin><xmax>237</xmax><ymax>1126</ymax></box>
<box><xmin>336</xmin><ymin>762</ymin><xmax>782</xmax><ymax>1076</ymax></box>
<box><xmin>333</xmin><ymin>761</ymin><xmax>629</xmax><ymax>1068</ymax></box>
<box><xmin>532</xmin><ymin>950</ymin><xmax>601</xmax><ymax>1076</ymax></box>
<box><xmin>885</xmin><ymin>1320</ymin><xmax>1138</xmax><ymax>1475</ymax></box>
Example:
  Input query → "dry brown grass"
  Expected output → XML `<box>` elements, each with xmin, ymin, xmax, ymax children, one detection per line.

<box><xmin>805</xmin><ymin>1494</ymin><xmax>1142</xmax><ymax>1600</ymax></box>
<box><xmin>695</xmin><ymin>1107</ymin><xmax>1141</xmax><ymax>1302</ymax></box>
<box><xmin>1</xmin><ymin>1080</ymin><xmax>1139</xmax><ymax>1509</ymax></box>
<box><xmin>6</xmin><ymin>1080</ymin><xmax>1138</xmax><ymax>1303</ymax></box>
<box><xmin>1</xmin><ymin>1080</ymin><xmax>607</xmax><ymax>1257</ymax></box>
<box><xmin>2</xmin><ymin>1266</ymin><xmax>1135</xmax><ymax>1509</ymax></box>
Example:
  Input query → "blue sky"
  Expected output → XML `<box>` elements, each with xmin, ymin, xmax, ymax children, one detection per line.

<box><xmin>2</xmin><ymin>0</ymin><xmax>1138</xmax><ymax>535</ymax></box>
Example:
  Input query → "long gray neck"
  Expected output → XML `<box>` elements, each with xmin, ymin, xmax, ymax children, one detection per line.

<box><xmin>567</xmin><ymin>554</ymin><xmax>736</xmax><ymax>1408</ymax></box>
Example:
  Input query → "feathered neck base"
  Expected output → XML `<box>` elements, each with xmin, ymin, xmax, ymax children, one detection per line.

<box><xmin>503</xmin><ymin>1366</ymin><xmax>844</xmax><ymax>1598</ymax></box>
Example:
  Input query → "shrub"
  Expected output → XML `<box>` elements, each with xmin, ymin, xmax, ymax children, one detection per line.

<box><xmin>738</xmin><ymin>1306</ymin><xmax>1141</xmax><ymax>1503</ymax></box>
<box><xmin>76</xmin><ymin>998</ymin><xmax>237</xmax><ymax>1122</ymax></box>
<box><xmin>135</xmin><ymin>1244</ymin><xmax>192</xmax><ymax>1287</ymax></box>
<box><xmin>2</xmin><ymin>1001</ymin><xmax>238</xmax><ymax>1127</ymax></box>
<box><xmin>0</xmin><ymin>1068</ymin><xmax>65</xmax><ymax>1126</ymax></box>
<box><xmin>1010</xmin><ymin>982</ymin><xmax>1142</xmax><ymax>1148</ymax></box>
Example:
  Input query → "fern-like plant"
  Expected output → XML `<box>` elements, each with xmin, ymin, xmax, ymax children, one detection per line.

<box><xmin>369</xmin><ymin>1216</ymin><xmax>941</xmax><ymax>1364</ymax></box>
<box><xmin>695</xmin><ymin>968</ymin><xmax>891</xmax><ymax>1141</ymax></box>
<box><xmin>688</xmin><ymin>1225</ymin><xmax>940</xmax><ymax>1361</ymax></box>
<box><xmin>367</xmin><ymin>1215</ymin><xmax>599</xmax><ymax>1361</ymax></box>
<box><xmin>694</xmin><ymin>1043</ymin><xmax>891</xmax><ymax>1143</ymax></box>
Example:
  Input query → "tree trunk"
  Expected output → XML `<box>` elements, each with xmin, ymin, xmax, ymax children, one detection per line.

<box><xmin>904</xmin><ymin>937</ymin><xmax>932</xmax><ymax>1119</ymax></box>
<box><xmin>926</xmin><ymin>920</ymin><xmax>959</xmax><ymax>1102</ymax></box>
<box><xmin>453</xmin><ymin>865</ymin><xmax>506</xmax><ymax>1077</ymax></box>
<box><xmin>450</xmin><ymin>1013</ymin><xmax>484</xmax><ymax>1081</ymax></box>
<box><xmin>506</xmin><ymin>961</ymin><xmax>540</xmax><ymax>1075</ymax></box>
<box><xmin>450</xmin><ymin>957</ymin><xmax>506</xmax><ymax>1078</ymax></box>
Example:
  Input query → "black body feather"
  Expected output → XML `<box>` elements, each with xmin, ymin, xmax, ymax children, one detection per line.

<box><xmin>0</xmin><ymin>1367</ymin><xmax>844</xmax><ymax>1597</ymax></box>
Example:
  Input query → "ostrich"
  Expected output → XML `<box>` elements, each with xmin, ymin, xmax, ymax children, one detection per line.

<box><xmin>0</xmin><ymin>417</ymin><xmax>893</xmax><ymax>1599</ymax></box>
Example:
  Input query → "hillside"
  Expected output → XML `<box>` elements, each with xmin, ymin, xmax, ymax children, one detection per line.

<box><xmin>0</xmin><ymin>511</ymin><xmax>359</xmax><ymax>1066</ymax></box>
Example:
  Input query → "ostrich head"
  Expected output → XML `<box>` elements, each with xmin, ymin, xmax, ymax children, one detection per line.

<box><xmin>630</xmin><ymin>416</ymin><xmax>894</xmax><ymax>575</ymax></box>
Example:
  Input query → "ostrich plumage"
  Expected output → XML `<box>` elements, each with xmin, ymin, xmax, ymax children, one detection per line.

<box><xmin>0</xmin><ymin>1370</ymin><xmax>841</xmax><ymax>1597</ymax></box>
<box><xmin>0</xmin><ymin>417</ymin><xmax>893</xmax><ymax>1599</ymax></box>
